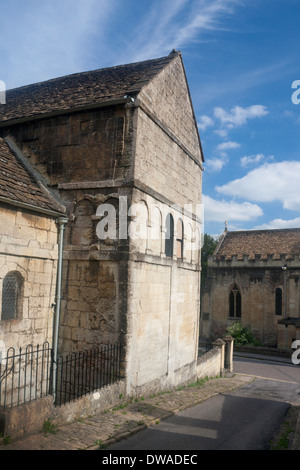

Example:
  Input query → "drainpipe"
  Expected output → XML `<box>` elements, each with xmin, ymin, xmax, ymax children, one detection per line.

<box><xmin>282</xmin><ymin>264</ymin><xmax>288</xmax><ymax>349</ymax></box>
<box><xmin>52</xmin><ymin>215</ymin><xmax>68</xmax><ymax>402</ymax></box>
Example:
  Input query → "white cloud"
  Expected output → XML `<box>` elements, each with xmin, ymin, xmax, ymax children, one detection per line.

<box><xmin>198</xmin><ymin>115</ymin><xmax>214</xmax><ymax>130</ymax></box>
<box><xmin>198</xmin><ymin>104</ymin><xmax>269</xmax><ymax>148</ymax></box>
<box><xmin>253</xmin><ymin>217</ymin><xmax>300</xmax><ymax>230</ymax></box>
<box><xmin>213</xmin><ymin>105</ymin><xmax>268</xmax><ymax>128</ymax></box>
<box><xmin>205</xmin><ymin>157</ymin><xmax>228</xmax><ymax>172</ymax></box>
<box><xmin>214</xmin><ymin>129</ymin><xmax>228</xmax><ymax>138</ymax></box>
<box><xmin>217</xmin><ymin>141</ymin><xmax>240</xmax><ymax>151</ymax></box>
<box><xmin>216</xmin><ymin>161</ymin><xmax>300</xmax><ymax>211</ymax></box>
<box><xmin>205</xmin><ymin>141</ymin><xmax>239</xmax><ymax>172</ymax></box>
<box><xmin>240</xmin><ymin>153</ymin><xmax>274</xmax><ymax>167</ymax></box>
<box><xmin>202</xmin><ymin>194</ymin><xmax>263</xmax><ymax>223</ymax></box>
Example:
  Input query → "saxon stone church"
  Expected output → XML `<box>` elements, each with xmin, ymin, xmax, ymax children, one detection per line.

<box><xmin>0</xmin><ymin>51</ymin><xmax>204</xmax><ymax>394</ymax></box>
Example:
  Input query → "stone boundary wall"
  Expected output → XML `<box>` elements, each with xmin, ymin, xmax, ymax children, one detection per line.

<box><xmin>197</xmin><ymin>348</ymin><xmax>223</xmax><ymax>378</ymax></box>
<box><xmin>197</xmin><ymin>336</ymin><xmax>234</xmax><ymax>379</ymax></box>
<box><xmin>234</xmin><ymin>344</ymin><xmax>291</xmax><ymax>358</ymax></box>
<box><xmin>0</xmin><ymin>380</ymin><xmax>126</xmax><ymax>440</ymax></box>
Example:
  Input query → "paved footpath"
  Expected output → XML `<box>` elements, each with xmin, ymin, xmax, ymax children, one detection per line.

<box><xmin>0</xmin><ymin>374</ymin><xmax>253</xmax><ymax>451</ymax></box>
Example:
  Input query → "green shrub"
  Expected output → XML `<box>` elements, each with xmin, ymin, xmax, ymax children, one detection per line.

<box><xmin>226</xmin><ymin>322</ymin><xmax>260</xmax><ymax>346</ymax></box>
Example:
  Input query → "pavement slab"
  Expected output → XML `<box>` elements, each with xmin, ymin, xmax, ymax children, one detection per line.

<box><xmin>0</xmin><ymin>375</ymin><xmax>252</xmax><ymax>451</ymax></box>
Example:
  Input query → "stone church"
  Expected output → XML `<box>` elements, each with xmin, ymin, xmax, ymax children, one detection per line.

<box><xmin>0</xmin><ymin>51</ymin><xmax>204</xmax><ymax>394</ymax></box>
<box><xmin>201</xmin><ymin>226</ymin><xmax>300</xmax><ymax>349</ymax></box>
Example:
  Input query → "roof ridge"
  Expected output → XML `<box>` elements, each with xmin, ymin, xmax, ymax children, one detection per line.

<box><xmin>0</xmin><ymin>52</ymin><xmax>180</xmax><ymax>124</ymax></box>
<box><xmin>226</xmin><ymin>227</ymin><xmax>300</xmax><ymax>234</ymax></box>
<box><xmin>4</xmin><ymin>52</ymin><xmax>178</xmax><ymax>94</ymax></box>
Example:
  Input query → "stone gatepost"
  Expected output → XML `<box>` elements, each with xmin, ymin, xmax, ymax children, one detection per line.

<box><xmin>223</xmin><ymin>335</ymin><xmax>234</xmax><ymax>372</ymax></box>
<box><xmin>213</xmin><ymin>338</ymin><xmax>226</xmax><ymax>376</ymax></box>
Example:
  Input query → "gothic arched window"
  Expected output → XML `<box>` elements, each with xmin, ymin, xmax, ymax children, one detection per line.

<box><xmin>229</xmin><ymin>284</ymin><xmax>241</xmax><ymax>318</ymax></box>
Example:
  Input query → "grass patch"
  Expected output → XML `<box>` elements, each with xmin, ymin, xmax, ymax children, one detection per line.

<box><xmin>94</xmin><ymin>439</ymin><xmax>107</xmax><ymax>449</ymax></box>
<box><xmin>188</xmin><ymin>376</ymin><xmax>210</xmax><ymax>388</ymax></box>
<box><xmin>42</xmin><ymin>419</ymin><xmax>58</xmax><ymax>435</ymax></box>
<box><xmin>0</xmin><ymin>433</ymin><xmax>11</xmax><ymax>445</ymax></box>
<box><xmin>270</xmin><ymin>406</ymin><xmax>298</xmax><ymax>450</ymax></box>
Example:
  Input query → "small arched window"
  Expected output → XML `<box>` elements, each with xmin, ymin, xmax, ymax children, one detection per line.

<box><xmin>229</xmin><ymin>284</ymin><xmax>241</xmax><ymax>318</ymax></box>
<box><xmin>176</xmin><ymin>219</ymin><xmax>184</xmax><ymax>259</ymax></box>
<box><xmin>165</xmin><ymin>213</ymin><xmax>174</xmax><ymax>257</ymax></box>
<box><xmin>275</xmin><ymin>288</ymin><xmax>282</xmax><ymax>316</ymax></box>
<box><xmin>1</xmin><ymin>273</ymin><xmax>23</xmax><ymax>321</ymax></box>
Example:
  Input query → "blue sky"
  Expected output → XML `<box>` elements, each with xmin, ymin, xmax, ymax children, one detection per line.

<box><xmin>0</xmin><ymin>0</ymin><xmax>300</xmax><ymax>236</ymax></box>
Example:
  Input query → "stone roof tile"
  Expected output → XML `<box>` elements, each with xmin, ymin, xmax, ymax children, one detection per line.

<box><xmin>0</xmin><ymin>137</ymin><xmax>64</xmax><ymax>214</ymax></box>
<box><xmin>0</xmin><ymin>53</ymin><xmax>179</xmax><ymax>124</ymax></box>
<box><xmin>215</xmin><ymin>229</ymin><xmax>300</xmax><ymax>259</ymax></box>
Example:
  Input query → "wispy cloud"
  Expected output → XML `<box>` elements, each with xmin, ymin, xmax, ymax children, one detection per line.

<box><xmin>217</xmin><ymin>141</ymin><xmax>240</xmax><ymax>151</ymax></box>
<box><xmin>205</xmin><ymin>157</ymin><xmax>228</xmax><ymax>172</ymax></box>
<box><xmin>240</xmin><ymin>153</ymin><xmax>274</xmax><ymax>167</ymax></box>
<box><xmin>198</xmin><ymin>115</ymin><xmax>214</xmax><ymax>131</ymax></box>
<box><xmin>195</xmin><ymin>58</ymin><xmax>294</xmax><ymax>107</ymax></box>
<box><xmin>200</xmin><ymin>105</ymin><xmax>268</xmax><ymax>162</ymax></box>
<box><xmin>214</xmin><ymin>105</ymin><xmax>268</xmax><ymax>129</ymax></box>
<box><xmin>126</xmin><ymin>0</ymin><xmax>240</xmax><ymax>62</ymax></box>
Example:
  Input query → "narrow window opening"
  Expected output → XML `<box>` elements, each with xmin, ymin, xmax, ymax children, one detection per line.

<box><xmin>275</xmin><ymin>288</ymin><xmax>282</xmax><ymax>316</ymax></box>
<box><xmin>165</xmin><ymin>214</ymin><xmax>174</xmax><ymax>257</ymax></box>
<box><xmin>176</xmin><ymin>219</ymin><xmax>184</xmax><ymax>259</ymax></box>
<box><xmin>229</xmin><ymin>284</ymin><xmax>241</xmax><ymax>318</ymax></box>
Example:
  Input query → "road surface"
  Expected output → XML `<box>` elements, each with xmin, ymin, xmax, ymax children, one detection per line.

<box><xmin>107</xmin><ymin>356</ymin><xmax>300</xmax><ymax>450</ymax></box>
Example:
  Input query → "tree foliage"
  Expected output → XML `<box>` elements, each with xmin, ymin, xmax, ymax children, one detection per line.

<box><xmin>226</xmin><ymin>322</ymin><xmax>260</xmax><ymax>346</ymax></box>
<box><xmin>201</xmin><ymin>233</ymin><xmax>220</xmax><ymax>286</ymax></box>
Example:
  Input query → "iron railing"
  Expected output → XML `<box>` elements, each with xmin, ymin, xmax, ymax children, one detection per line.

<box><xmin>0</xmin><ymin>342</ymin><xmax>52</xmax><ymax>409</ymax></box>
<box><xmin>54</xmin><ymin>343</ymin><xmax>123</xmax><ymax>406</ymax></box>
<box><xmin>0</xmin><ymin>342</ymin><xmax>123</xmax><ymax>409</ymax></box>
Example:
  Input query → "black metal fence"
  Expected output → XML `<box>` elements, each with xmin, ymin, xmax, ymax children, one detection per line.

<box><xmin>54</xmin><ymin>343</ymin><xmax>123</xmax><ymax>406</ymax></box>
<box><xmin>0</xmin><ymin>342</ymin><xmax>52</xmax><ymax>409</ymax></box>
<box><xmin>0</xmin><ymin>342</ymin><xmax>123</xmax><ymax>410</ymax></box>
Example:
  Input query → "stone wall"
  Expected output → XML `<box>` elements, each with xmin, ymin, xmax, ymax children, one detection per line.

<box><xmin>125</xmin><ymin>55</ymin><xmax>203</xmax><ymax>394</ymax></box>
<box><xmin>201</xmin><ymin>255</ymin><xmax>300</xmax><ymax>348</ymax></box>
<box><xmin>1</xmin><ymin>106</ymin><xmax>135</xmax><ymax>355</ymax></box>
<box><xmin>0</xmin><ymin>205</ymin><xmax>59</xmax><ymax>350</ymax></box>
<box><xmin>3</xmin><ymin>106</ymin><xmax>132</xmax><ymax>187</ymax></box>
<box><xmin>0</xmin><ymin>380</ymin><xmax>126</xmax><ymax>440</ymax></box>
<box><xmin>135</xmin><ymin>56</ymin><xmax>202</xmax><ymax>208</ymax></box>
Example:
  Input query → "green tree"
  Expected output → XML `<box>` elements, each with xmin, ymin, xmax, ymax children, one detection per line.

<box><xmin>201</xmin><ymin>233</ymin><xmax>220</xmax><ymax>287</ymax></box>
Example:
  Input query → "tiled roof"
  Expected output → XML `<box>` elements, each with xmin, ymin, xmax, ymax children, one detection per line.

<box><xmin>215</xmin><ymin>229</ymin><xmax>300</xmax><ymax>260</ymax></box>
<box><xmin>0</xmin><ymin>52</ymin><xmax>179</xmax><ymax>124</ymax></box>
<box><xmin>0</xmin><ymin>137</ymin><xmax>64</xmax><ymax>215</ymax></box>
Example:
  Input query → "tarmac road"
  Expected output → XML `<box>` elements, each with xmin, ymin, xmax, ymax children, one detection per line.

<box><xmin>107</xmin><ymin>356</ymin><xmax>300</xmax><ymax>450</ymax></box>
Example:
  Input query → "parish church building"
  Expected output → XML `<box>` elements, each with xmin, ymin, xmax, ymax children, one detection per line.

<box><xmin>201</xmin><ymin>227</ymin><xmax>300</xmax><ymax>349</ymax></box>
